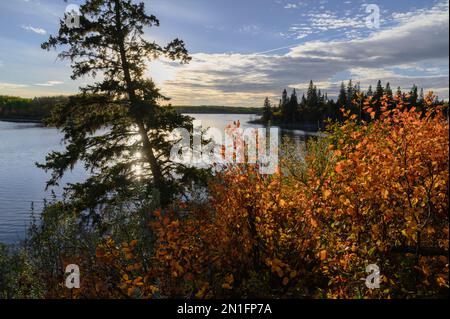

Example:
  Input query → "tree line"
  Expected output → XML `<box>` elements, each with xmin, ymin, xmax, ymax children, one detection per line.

<box><xmin>0</xmin><ymin>96</ymin><xmax>68</xmax><ymax>121</ymax></box>
<box><xmin>0</xmin><ymin>95</ymin><xmax>261</xmax><ymax>122</ymax></box>
<box><xmin>261</xmin><ymin>80</ymin><xmax>446</xmax><ymax>129</ymax></box>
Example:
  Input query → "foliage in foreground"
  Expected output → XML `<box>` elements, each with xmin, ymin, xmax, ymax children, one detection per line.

<box><xmin>147</xmin><ymin>95</ymin><xmax>448</xmax><ymax>299</ymax></box>
<box><xmin>1</xmin><ymin>95</ymin><xmax>448</xmax><ymax>299</ymax></box>
<box><xmin>8</xmin><ymin>94</ymin><xmax>444</xmax><ymax>299</ymax></box>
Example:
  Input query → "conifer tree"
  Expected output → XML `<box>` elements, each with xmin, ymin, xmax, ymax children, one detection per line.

<box><xmin>281</xmin><ymin>89</ymin><xmax>289</xmax><ymax>121</ymax></box>
<box><xmin>39</xmin><ymin>0</ymin><xmax>205</xmax><ymax>213</ymax></box>
<box><xmin>385</xmin><ymin>82</ymin><xmax>393</xmax><ymax>100</ymax></box>
<box><xmin>346</xmin><ymin>79</ymin><xmax>354</xmax><ymax>108</ymax></box>
<box><xmin>287</xmin><ymin>89</ymin><xmax>298</xmax><ymax>123</ymax></box>
<box><xmin>410</xmin><ymin>84</ymin><xmax>419</xmax><ymax>106</ymax></box>
<box><xmin>373</xmin><ymin>80</ymin><xmax>384</xmax><ymax>116</ymax></box>
<box><xmin>366</xmin><ymin>85</ymin><xmax>373</xmax><ymax>97</ymax></box>
<box><xmin>262</xmin><ymin>97</ymin><xmax>272</xmax><ymax>122</ymax></box>
<box><xmin>337</xmin><ymin>82</ymin><xmax>347</xmax><ymax>109</ymax></box>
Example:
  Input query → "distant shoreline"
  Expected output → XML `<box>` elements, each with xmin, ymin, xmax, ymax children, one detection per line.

<box><xmin>0</xmin><ymin>117</ymin><xmax>43</xmax><ymax>124</ymax></box>
<box><xmin>0</xmin><ymin>107</ymin><xmax>261</xmax><ymax>124</ymax></box>
<box><xmin>1</xmin><ymin>116</ymin><xmax>324</xmax><ymax>133</ymax></box>
<box><xmin>249</xmin><ymin>118</ymin><xmax>324</xmax><ymax>132</ymax></box>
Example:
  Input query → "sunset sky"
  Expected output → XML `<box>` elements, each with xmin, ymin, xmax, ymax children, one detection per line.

<box><xmin>0</xmin><ymin>0</ymin><xmax>448</xmax><ymax>106</ymax></box>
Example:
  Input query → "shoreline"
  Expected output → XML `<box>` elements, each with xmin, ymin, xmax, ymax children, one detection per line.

<box><xmin>249</xmin><ymin>119</ymin><xmax>325</xmax><ymax>133</ymax></box>
<box><xmin>0</xmin><ymin>118</ymin><xmax>43</xmax><ymax>124</ymax></box>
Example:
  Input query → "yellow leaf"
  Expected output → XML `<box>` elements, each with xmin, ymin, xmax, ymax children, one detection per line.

<box><xmin>323</xmin><ymin>189</ymin><xmax>332</xmax><ymax>200</ymax></box>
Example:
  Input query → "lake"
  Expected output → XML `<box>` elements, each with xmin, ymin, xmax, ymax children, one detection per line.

<box><xmin>0</xmin><ymin>114</ymin><xmax>320</xmax><ymax>244</ymax></box>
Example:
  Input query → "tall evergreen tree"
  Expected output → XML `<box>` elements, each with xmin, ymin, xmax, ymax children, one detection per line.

<box><xmin>337</xmin><ymin>82</ymin><xmax>347</xmax><ymax>108</ymax></box>
<box><xmin>39</xmin><ymin>0</ymin><xmax>204</xmax><ymax>212</ymax></box>
<box><xmin>346</xmin><ymin>79</ymin><xmax>354</xmax><ymax>107</ymax></box>
<box><xmin>385</xmin><ymin>82</ymin><xmax>393</xmax><ymax>101</ymax></box>
<box><xmin>262</xmin><ymin>97</ymin><xmax>272</xmax><ymax>122</ymax></box>
<box><xmin>410</xmin><ymin>84</ymin><xmax>419</xmax><ymax>106</ymax></box>
<box><xmin>374</xmin><ymin>80</ymin><xmax>384</xmax><ymax>100</ymax></box>
<box><xmin>286</xmin><ymin>89</ymin><xmax>298</xmax><ymax>123</ymax></box>
<box><xmin>306</xmin><ymin>80</ymin><xmax>318</xmax><ymax>108</ymax></box>
<box><xmin>281</xmin><ymin>89</ymin><xmax>289</xmax><ymax>120</ymax></box>
<box><xmin>366</xmin><ymin>85</ymin><xmax>373</xmax><ymax>97</ymax></box>
<box><xmin>373</xmin><ymin>80</ymin><xmax>384</xmax><ymax>116</ymax></box>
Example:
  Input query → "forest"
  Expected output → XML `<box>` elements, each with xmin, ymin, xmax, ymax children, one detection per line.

<box><xmin>258</xmin><ymin>80</ymin><xmax>447</xmax><ymax>130</ymax></box>
<box><xmin>0</xmin><ymin>96</ymin><xmax>67</xmax><ymax>122</ymax></box>
<box><xmin>0</xmin><ymin>95</ymin><xmax>261</xmax><ymax>122</ymax></box>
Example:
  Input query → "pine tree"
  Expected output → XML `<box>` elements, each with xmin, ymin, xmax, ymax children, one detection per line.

<box><xmin>262</xmin><ymin>97</ymin><xmax>272</xmax><ymax>122</ymax></box>
<box><xmin>287</xmin><ymin>89</ymin><xmax>298</xmax><ymax>123</ymax></box>
<box><xmin>346</xmin><ymin>79</ymin><xmax>354</xmax><ymax>108</ymax></box>
<box><xmin>337</xmin><ymin>82</ymin><xmax>347</xmax><ymax>108</ymax></box>
<box><xmin>373</xmin><ymin>80</ymin><xmax>384</xmax><ymax>116</ymax></box>
<box><xmin>306</xmin><ymin>80</ymin><xmax>318</xmax><ymax>108</ymax></box>
<box><xmin>410</xmin><ymin>84</ymin><xmax>419</xmax><ymax>106</ymax></box>
<box><xmin>385</xmin><ymin>82</ymin><xmax>393</xmax><ymax>100</ymax></box>
<box><xmin>366</xmin><ymin>85</ymin><xmax>373</xmax><ymax>97</ymax></box>
<box><xmin>374</xmin><ymin>80</ymin><xmax>384</xmax><ymax>100</ymax></box>
<box><xmin>39</xmin><ymin>0</ymin><xmax>204</xmax><ymax>211</ymax></box>
<box><xmin>281</xmin><ymin>89</ymin><xmax>289</xmax><ymax>121</ymax></box>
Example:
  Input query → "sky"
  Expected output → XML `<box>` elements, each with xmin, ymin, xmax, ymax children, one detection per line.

<box><xmin>0</xmin><ymin>0</ymin><xmax>448</xmax><ymax>107</ymax></box>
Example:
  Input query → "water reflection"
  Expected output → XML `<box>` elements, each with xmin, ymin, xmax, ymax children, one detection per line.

<box><xmin>0</xmin><ymin>114</ymin><xmax>323</xmax><ymax>243</ymax></box>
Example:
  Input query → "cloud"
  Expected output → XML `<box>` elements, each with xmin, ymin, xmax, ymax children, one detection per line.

<box><xmin>0</xmin><ymin>82</ymin><xmax>28</xmax><ymax>90</ymax></box>
<box><xmin>306</xmin><ymin>12</ymin><xmax>366</xmax><ymax>31</ymax></box>
<box><xmin>156</xmin><ymin>1</ymin><xmax>449</xmax><ymax>106</ymax></box>
<box><xmin>21</xmin><ymin>25</ymin><xmax>47</xmax><ymax>35</ymax></box>
<box><xmin>284</xmin><ymin>3</ymin><xmax>298</xmax><ymax>9</ymax></box>
<box><xmin>239</xmin><ymin>24</ymin><xmax>262</xmax><ymax>35</ymax></box>
<box><xmin>34</xmin><ymin>81</ymin><xmax>64</xmax><ymax>87</ymax></box>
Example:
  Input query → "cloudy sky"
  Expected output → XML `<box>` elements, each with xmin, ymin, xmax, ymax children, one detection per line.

<box><xmin>0</xmin><ymin>0</ymin><xmax>448</xmax><ymax>106</ymax></box>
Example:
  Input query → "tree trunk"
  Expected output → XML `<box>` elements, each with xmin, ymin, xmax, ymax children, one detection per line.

<box><xmin>113</xmin><ymin>0</ymin><xmax>167</xmax><ymax>205</ymax></box>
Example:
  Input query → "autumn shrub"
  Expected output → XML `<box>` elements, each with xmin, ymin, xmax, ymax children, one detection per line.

<box><xmin>150</xmin><ymin>94</ymin><xmax>448</xmax><ymax>299</ymax></box>
<box><xmin>34</xmin><ymin>94</ymin><xmax>448</xmax><ymax>299</ymax></box>
<box><xmin>317</xmin><ymin>94</ymin><xmax>449</xmax><ymax>298</ymax></box>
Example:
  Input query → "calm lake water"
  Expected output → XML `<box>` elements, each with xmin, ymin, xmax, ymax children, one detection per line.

<box><xmin>0</xmin><ymin>114</ymin><xmax>319</xmax><ymax>244</ymax></box>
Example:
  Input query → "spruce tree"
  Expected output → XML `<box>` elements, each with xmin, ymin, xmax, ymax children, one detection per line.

<box><xmin>374</xmin><ymin>80</ymin><xmax>384</xmax><ymax>100</ymax></box>
<box><xmin>39</xmin><ymin>0</ymin><xmax>205</xmax><ymax>213</ymax></box>
<box><xmin>366</xmin><ymin>85</ymin><xmax>373</xmax><ymax>97</ymax></box>
<box><xmin>262</xmin><ymin>97</ymin><xmax>272</xmax><ymax>122</ymax></box>
<box><xmin>410</xmin><ymin>84</ymin><xmax>419</xmax><ymax>106</ymax></box>
<box><xmin>287</xmin><ymin>89</ymin><xmax>298</xmax><ymax>123</ymax></box>
<box><xmin>385</xmin><ymin>82</ymin><xmax>393</xmax><ymax>103</ymax></box>
<box><xmin>373</xmin><ymin>80</ymin><xmax>384</xmax><ymax>116</ymax></box>
<box><xmin>346</xmin><ymin>79</ymin><xmax>354</xmax><ymax>108</ymax></box>
<box><xmin>281</xmin><ymin>89</ymin><xmax>289</xmax><ymax>122</ymax></box>
<box><xmin>337</xmin><ymin>82</ymin><xmax>347</xmax><ymax>109</ymax></box>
